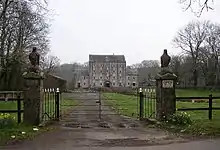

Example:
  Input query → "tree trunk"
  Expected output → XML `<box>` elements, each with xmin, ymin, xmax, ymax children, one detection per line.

<box><xmin>193</xmin><ymin>69</ymin><xmax>198</xmax><ymax>87</ymax></box>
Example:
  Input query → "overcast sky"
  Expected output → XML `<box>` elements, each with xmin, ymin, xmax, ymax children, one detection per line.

<box><xmin>48</xmin><ymin>0</ymin><xmax>220</xmax><ymax>65</ymax></box>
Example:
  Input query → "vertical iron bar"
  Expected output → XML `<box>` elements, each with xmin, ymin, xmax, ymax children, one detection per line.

<box><xmin>98</xmin><ymin>89</ymin><xmax>101</xmax><ymax>120</ymax></box>
<box><xmin>17</xmin><ymin>93</ymin><xmax>21</xmax><ymax>124</ymax></box>
<box><xmin>60</xmin><ymin>91</ymin><xmax>62</xmax><ymax>117</ymax></box>
<box><xmin>47</xmin><ymin>89</ymin><xmax>49</xmax><ymax>120</ymax></box>
<box><xmin>208</xmin><ymin>94</ymin><xmax>213</xmax><ymax>120</ymax></box>
<box><xmin>53</xmin><ymin>89</ymin><xmax>56</xmax><ymax>119</ymax></box>
<box><xmin>137</xmin><ymin>88</ymin><xmax>139</xmax><ymax>119</ymax></box>
<box><xmin>54</xmin><ymin>89</ymin><xmax>56</xmax><ymax>119</ymax></box>
<box><xmin>49</xmin><ymin>89</ymin><xmax>52</xmax><ymax>119</ymax></box>
<box><xmin>154</xmin><ymin>90</ymin><xmax>156</xmax><ymax>118</ymax></box>
<box><xmin>56</xmin><ymin>88</ymin><xmax>60</xmax><ymax>120</ymax></box>
<box><xmin>148</xmin><ymin>89</ymin><xmax>150</xmax><ymax>117</ymax></box>
<box><xmin>44</xmin><ymin>89</ymin><xmax>46</xmax><ymax>121</ymax></box>
<box><xmin>150</xmin><ymin>90</ymin><xmax>153</xmax><ymax>117</ymax></box>
<box><xmin>139</xmin><ymin>89</ymin><xmax>144</xmax><ymax>120</ymax></box>
<box><xmin>144</xmin><ymin>89</ymin><xmax>146</xmax><ymax>118</ymax></box>
<box><xmin>42</xmin><ymin>89</ymin><xmax>44</xmax><ymax>121</ymax></box>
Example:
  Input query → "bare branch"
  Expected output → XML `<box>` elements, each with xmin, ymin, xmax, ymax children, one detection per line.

<box><xmin>180</xmin><ymin>0</ymin><xmax>214</xmax><ymax>17</ymax></box>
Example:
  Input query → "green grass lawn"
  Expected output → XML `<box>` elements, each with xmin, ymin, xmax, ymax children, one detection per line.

<box><xmin>0</xmin><ymin>94</ymin><xmax>77</xmax><ymax>145</ymax></box>
<box><xmin>103</xmin><ymin>89</ymin><xmax>220</xmax><ymax>136</ymax></box>
<box><xmin>176</xmin><ymin>89</ymin><xmax>220</xmax><ymax>97</ymax></box>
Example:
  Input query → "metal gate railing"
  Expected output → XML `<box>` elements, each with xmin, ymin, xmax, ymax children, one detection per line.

<box><xmin>138</xmin><ymin>87</ymin><xmax>156</xmax><ymax>120</ymax></box>
<box><xmin>42</xmin><ymin>88</ymin><xmax>60</xmax><ymax>122</ymax></box>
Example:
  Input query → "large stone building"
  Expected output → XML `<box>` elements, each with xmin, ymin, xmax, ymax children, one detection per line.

<box><xmin>75</xmin><ymin>54</ymin><xmax>138</xmax><ymax>88</ymax></box>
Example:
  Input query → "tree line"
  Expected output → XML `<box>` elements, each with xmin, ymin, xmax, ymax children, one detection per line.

<box><xmin>128</xmin><ymin>20</ymin><xmax>220</xmax><ymax>88</ymax></box>
<box><xmin>0</xmin><ymin>0</ymin><xmax>59</xmax><ymax>90</ymax></box>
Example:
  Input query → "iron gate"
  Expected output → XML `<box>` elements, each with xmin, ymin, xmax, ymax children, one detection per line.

<box><xmin>137</xmin><ymin>87</ymin><xmax>156</xmax><ymax>120</ymax></box>
<box><xmin>42</xmin><ymin>88</ymin><xmax>60</xmax><ymax>122</ymax></box>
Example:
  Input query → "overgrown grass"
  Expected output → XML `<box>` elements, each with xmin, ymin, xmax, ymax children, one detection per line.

<box><xmin>103</xmin><ymin>89</ymin><xmax>220</xmax><ymax>136</ymax></box>
<box><xmin>0</xmin><ymin>95</ymin><xmax>77</xmax><ymax>145</ymax></box>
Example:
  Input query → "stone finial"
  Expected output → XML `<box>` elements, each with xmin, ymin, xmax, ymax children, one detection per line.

<box><xmin>160</xmin><ymin>49</ymin><xmax>171</xmax><ymax>68</ymax></box>
<box><xmin>29</xmin><ymin>47</ymin><xmax>40</xmax><ymax>73</ymax></box>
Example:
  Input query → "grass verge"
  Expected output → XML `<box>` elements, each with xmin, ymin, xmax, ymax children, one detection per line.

<box><xmin>0</xmin><ymin>96</ymin><xmax>77</xmax><ymax>145</ymax></box>
<box><xmin>103</xmin><ymin>90</ymin><xmax>220</xmax><ymax>137</ymax></box>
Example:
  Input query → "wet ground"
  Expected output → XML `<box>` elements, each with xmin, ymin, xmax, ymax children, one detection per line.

<box><xmin>1</xmin><ymin>91</ymin><xmax>219</xmax><ymax>149</ymax></box>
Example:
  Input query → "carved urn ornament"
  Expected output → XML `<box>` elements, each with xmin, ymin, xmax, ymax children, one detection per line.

<box><xmin>160</xmin><ymin>49</ymin><xmax>171</xmax><ymax>68</ymax></box>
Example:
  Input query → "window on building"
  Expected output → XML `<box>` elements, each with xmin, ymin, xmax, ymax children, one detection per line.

<box><xmin>84</xmin><ymin>83</ymin><xmax>86</xmax><ymax>85</ymax></box>
<box><xmin>133</xmin><ymin>77</ymin><xmax>135</xmax><ymax>80</ymax></box>
<box><xmin>128</xmin><ymin>82</ymin><xmax>130</xmax><ymax>85</ymax></box>
<box><xmin>100</xmin><ymin>76</ymin><xmax>102</xmax><ymax>79</ymax></box>
<box><xmin>119</xmin><ymin>83</ymin><xmax>122</xmax><ymax>86</ymax></box>
<box><xmin>132</xmin><ymin>83</ymin><xmax>136</xmax><ymax>86</ymax></box>
<box><xmin>113</xmin><ymin>82</ymin><xmax>115</xmax><ymax>85</ymax></box>
<box><xmin>128</xmin><ymin>77</ymin><xmax>130</xmax><ymax>80</ymax></box>
<box><xmin>119</xmin><ymin>70</ymin><xmax>121</xmax><ymax>73</ymax></box>
<box><xmin>100</xmin><ymin>83</ymin><xmax>102</xmax><ymax>85</ymax></box>
<box><xmin>94</xmin><ymin>77</ymin><xmax>95</xmax><ymax>79</ymax></box>
<box><xmin>113</xmin><ymin>76</ymin><xmax>115</xmax><ymax>79</ymax></box>
<box><xmin>83</xmin><ymin>76</ymin><xmax>85</xmax><ymax>79</ymax></box>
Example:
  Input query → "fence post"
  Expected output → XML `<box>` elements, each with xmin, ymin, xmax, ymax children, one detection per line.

<box><xmin>208</xmin><ymin>94</ymin><xmax>213</xmax><ymax>120</ymax></box>
<box><xmin>17</xmin><ymin>93</ymin><xmax>21</xmax><ymax>124</ymax></box>
<box><xmin>139</xmin><ymin>88</ymin><xmax>144</xmax><ymax>120</ymax></box>
<box><xmin>55</xmin><ymin>88</ymin><xmax>60</xmax><ymax>120</ymax></box>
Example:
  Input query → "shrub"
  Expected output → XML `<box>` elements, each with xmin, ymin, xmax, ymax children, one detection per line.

<box><xmin>166</xmin><ymin>112</ymin><xmax>193</xmax><ymax>126</ymax></box>
<box><xmin>0</xmin><ymin>113</ymin><xmax>16</xmax><ymax>129</ymax></box>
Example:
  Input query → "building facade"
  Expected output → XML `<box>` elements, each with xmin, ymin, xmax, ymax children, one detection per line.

<box><xmin>76</xmin><ymin>54</ymin><xmax>138</xmax><ymax>88</ymax></box>
<box><xmin>75</xmin><ymin>69</ymin><xmax>90</xmax><ymax>88</ymax></box>
<box><xmin>89</xmin><ymin>55</ymin><xmax>126</xmax><ymax>88</ymax></box>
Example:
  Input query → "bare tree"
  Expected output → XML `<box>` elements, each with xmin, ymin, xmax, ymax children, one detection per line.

<box><xmin>0</xmin><ymin>0</ymin><xmax>51</xmax><ymax>90</ymax></box>
<box><xmin>173</xmin><ymin>20</ymin><xmax>210</xmax><ymax>86</ymax></box>
<box><xmin>41</xmin><ymin>55</ymin><xmax>60</xmax><ymax>74</ymax></box>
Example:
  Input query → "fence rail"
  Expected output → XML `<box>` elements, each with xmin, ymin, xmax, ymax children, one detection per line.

<box><xmin>0</xmin><ymin>89</ymin><xmax>61</xmax><ymax>124</ymax></box>
<box><xmin>0</xmin><ymin>93</ymin><xmax>23</xmax><ymax>123</ymax></box>
<box><xmin>176</xmin><ymin>94</ymin><xmax>220</xmax><ymax>120</ymax></box>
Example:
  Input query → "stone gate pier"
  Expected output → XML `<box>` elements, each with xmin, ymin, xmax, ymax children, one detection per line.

<box><xmin>155</xmin><ymin>49</ymin><xmax>177</xmax><ymax>120</ymax></box>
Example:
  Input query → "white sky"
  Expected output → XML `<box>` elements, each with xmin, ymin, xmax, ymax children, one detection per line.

<box><xmin>48</xmin><ymin>0</ymin><xmax>220</xmax><ymax>65</ymax></box>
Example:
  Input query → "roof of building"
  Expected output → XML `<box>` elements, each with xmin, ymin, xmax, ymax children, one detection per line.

<box><xmin>47</xmin><ymin>74</ymin><xmax>67</xmax><ymax>82</ymax></box>
<box><xmin>89</xmin><ymin>54</ymin><xmax>126</xmax><ymax>63</ymax></box>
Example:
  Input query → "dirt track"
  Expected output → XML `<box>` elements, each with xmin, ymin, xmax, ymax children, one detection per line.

<box><xmin>1</xmin><ymin>91</ymin><xmax>187</xmax><ymax>149</ymax></box>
